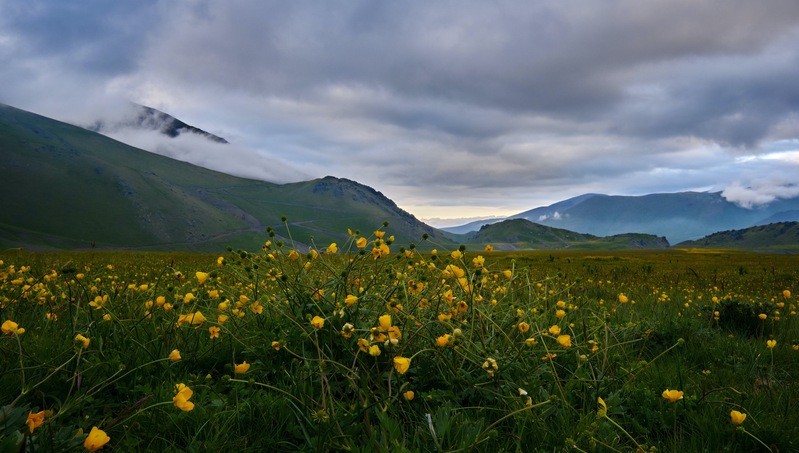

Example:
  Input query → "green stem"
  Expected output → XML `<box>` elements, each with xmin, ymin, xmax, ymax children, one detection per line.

<box><xmin>603</xmin><ymin>414</ymin><xmax>645</xmax><ymax>451</ymax></box>
<box><xmin>741</xmin><ymin>427</ymin><xmax>772</xmax><ymax>452</ymax></box>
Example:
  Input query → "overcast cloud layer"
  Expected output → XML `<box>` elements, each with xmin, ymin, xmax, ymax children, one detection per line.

<box><xmin>2</xmin><ymin>0</ymin><xmax>799</xmax><ymax>223</ymax></box>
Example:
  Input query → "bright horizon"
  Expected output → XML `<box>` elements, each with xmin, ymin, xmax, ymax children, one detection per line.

<box><xmin>2</xmin><ymin>1</ymin><xmax>799</xmax><ymax>222</ymax></box>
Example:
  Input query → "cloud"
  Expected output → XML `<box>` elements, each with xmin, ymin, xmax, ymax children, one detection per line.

<box><xmin>103</xmin><ymin>127</ymin><xmax>309</xmax><ymax>184</ymax></box>
<box><xmin>538</xmin><ymin>212</ymin><xmax>562</xmax><ymax>222</ymax></box>
<box><xmin>2</xmin><ymin>0</ymin><xmax>799</xmax><ymax>219</ymax></box>
<box><xmin>722</xmin><ymin>180</ymin><xmax>799</xmax><ymax>208</ymax></box>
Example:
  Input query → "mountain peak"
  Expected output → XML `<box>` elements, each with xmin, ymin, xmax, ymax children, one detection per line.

<box><xmin>89</xmin><ymin>103</ymin><xmax>229</xmax><ymax>144</ymax></box>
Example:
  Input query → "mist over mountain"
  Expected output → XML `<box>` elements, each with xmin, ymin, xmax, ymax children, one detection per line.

<box><xmin>88</xmin><ymin>103</ymin><xmax>228</xmax><ymax>143</ymax></box>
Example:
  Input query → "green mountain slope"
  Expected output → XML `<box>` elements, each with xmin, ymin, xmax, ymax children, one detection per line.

<box><xmin>0</xmin><ymin>103</ymin><xmax>448</xmax><ymax>251</ymax></box>
<box><xmin>463</xmin><ymin>219</ymin><xmax>669</xmax><ymax>250</ymax></box>
<box><xmin>676</xmin><ymin>222</ymin><xmax>799</xmax><ymax>252</ymax></box>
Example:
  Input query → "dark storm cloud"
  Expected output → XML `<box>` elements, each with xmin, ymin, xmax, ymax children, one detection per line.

<box><xmin>2</xmin><ymin>0</ymin><xmax>799</xmax><ymax>218</ymax></box>
<box><xmin>0</xmin><ymin>0</ymin><xmax>158</xmax><ymax>74</ymax></box>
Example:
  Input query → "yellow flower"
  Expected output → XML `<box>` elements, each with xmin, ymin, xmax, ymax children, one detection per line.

<box><xmin>177</xmin><ymin>311</ymin><xmax>207</xmax><ymax>326</ymax></box>
<box><xmin>368</xmin><ymin>344</ymin><xmax>381</xmax><ymax>356</ymax></box>
<box><xmin>555</xmin><ymin>309</ymin><xmax>566</xmax><ymax>319</ymax></box>
<box><xmin>75</xmin><ymin>334</ymin><xmax>90</xmax><ymax>349</ymax></box>
<box><xmin>374</xmin><ymin>230</ymin><xmax>386</xmax><ymax>239</ymax></box>
<box><xmin>326</xmin><ymin>243</ymin><xmax>338</xmax><ymax>254</ymax></box>
<box><xmin>437</xmin><ymin>313</ymin><xmax>452</xmax><ymax>322</ymax></box>
<box><xmin>403</xmin><ymin>390</ymin><xmax>415</xmax><ymax>401</ymax></box>
<box><xmin>169</xmin><ymin>349</ymin><xmax>181</xmax><ymax>362</ymax></box>
<box><xmin>435</xmin><ymin>334</ymin><xmax>451</xmax><ymax>347</ymax></box>
<box><xmin>208</xmin><ymin>326</ymin><xmax>220</xmax><ymax>339</ymax></box>
<box><xmin>387</xmin><ymin>325</ymin><xmax>402</xmax><ymax>343</ymax></box>
<box><xmin>288</xmin><ymin>249</ymin><xmax>300</xmax><ymax>260</ymax></box>
<box><xmin>183</xmin><ymin>292</ymin><xmax>195</xmax><ymax>303</ymax></box>
<box><xmin>310</xmin><ymin>316</ymin><xmax>325</xmax><ymax>330</ymax></box>
<box><xmin>26</xmin><ymin>410</ymin><xmax>45</xmax><ymax>433</ymax></box>
<box><xmin>450</xmin><ymin>250</ymin><xmax>463</xmax><ymax>260</ymax></box>
<box><xmin>356</xmin><ymin>237</ymin><xmax>368</xmax><ymax>248</ymax></box>
<box><xmin>597</xmin><ymin>397</ymin><xmax>607</xmax><ymax>418</ymax></box>
<box><xmin>730</xmin><ymin>410</ymin><xmax>747</xmax><ymax>425</ymax></box>
<box><xmin>443</xmin><ymin>264</ymin><xmax>465</xmax><ymax>279</ymax></box>
<box><xmin>2</xmin><ymin>320</ymin><xmax>24</xmax><ymax>335</ymax></box>
<box><xmin>89</xmin><ymin>295</ymin><xmax>107</xmax><ymax>310</ymax></box>
<box><xmin>783</xmin><ymin>290</ymin><xmax>791</xmax><ymax>299</ymax></box>
<box><xmin>173</xmin><ymin>383</ymin><xmax>195</xmax><ymax>411</ymax></box>
<box><xmin>371</xmin><ymin>242</ymin><xmax>390</xmax><ymax>259</ymax></box>
<box><xmin>517</xmin><ymin>322</ymin><xmax>530</xmax><ymax>333</ymax></box>
<box><xmin>662</xmin><ymin>389</ymin><xmax>683</xmax><ymax>403</ymax></box>
<box><xmin>345</xmin><ymin>294</ymin><xmax>358</xmax><ymax>307</ymax></box>
<box><xmin>482</xmin><ymin>357</ymin><xmax>498</xmax><ymax>376</ymax></box>
<box><xmin>83</xmin><ymin>426</ymin><xmax>110</xmax><ymax>451</ymax></box>
<box><xmin>234</xmin><ymin>361</ymin><xmax>250</xmax><ymax>374</ymax></box>
<box><xmin>618</xmin><ymin>293</ymin><xmax>629</xmax><ymax>304</ymax></box>
<box><xmin>548</xmin><ymin>325</ymin><xmax>561</xmax><ymax>336</ymax></box>
<box><xmin>393</xmin><ymin>356</ymin><xmax>411</xmax><ymax>374</ymax></box>
<box><xmin>340</xmin><ymin>323</ymin><xmax>355</xmax><ymax>339</ymax></box>
<box><xmin>196</xmin><ymin>271</ymin><xmax>209</xmax><ymax>285</ymax></box>
<box><xmin>758</xmin><ymin>313</ymin><xmax>767</xmax><ymax>320</ymax></box>
<box><xmin>378</xmin><ymin>314</ymin><xmax>392</xmax><ymax>330</ymax></box>
<box><xmin>272</xmin><ymin>341</ymin><xmax>281</xmax><ymax>350</ymax></box>
<box><xmin>484</xmin><ymin>244</ymin><xmax>493</xmax><ymax>253</ymax></box>
<box><xmin>766</xmin><ymin>339</ymin><xmax>777</xmax><ymax>349</ymax></box>
<box><xmin>557</xmin><ymin>334</ymin><xmax>572</xmax><ymax>348</ymax></box>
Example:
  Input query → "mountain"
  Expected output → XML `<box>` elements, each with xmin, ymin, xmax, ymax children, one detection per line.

<box><xmin>89</xmin><ymin>103</ymin><xmax>228</xmax><ymax>143</ymax></box>
<box><xmin>462</xmin><ymin>218</ymin><xmax>669</xmax><ymax>250</ymax></box>
<box><xmin>440</xmin><ymin>217</ymin><xmax>504</xmax><ymax>235</ymax></box>
<box><xmin>0</xmin><ymin>103</ymin><xmax>447</xmax><ymax>251</ymax></box>
<box><xmin>676</xmin><ymin>222</ymin><xmax>799</xmax><ymax>252</ymax></box>
<box><xmin>449</xmin><ymin>192</ymin><xmax>799</xmax><ymax>244</ymax></box>
<box><xmin>753</xmin><ymin>210</ymin><xmax>799</xmax><ymax>226</ymax></box>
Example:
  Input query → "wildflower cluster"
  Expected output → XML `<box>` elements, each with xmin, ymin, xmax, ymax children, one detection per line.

<box><xmin>0</xmin><ymin>236</ymin><xmax>797</xmax><ymax>450</ymax></box>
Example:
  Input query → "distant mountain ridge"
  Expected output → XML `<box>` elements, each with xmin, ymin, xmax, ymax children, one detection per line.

<box><xmin>446</xmin><ymin>192</ymin><xmax>799</xmax><ymax>244</ymax></box>
<box><xmin>89</xmin><ymin>103</ymin><xmax>229</xmax><ymax>143</ymax></box>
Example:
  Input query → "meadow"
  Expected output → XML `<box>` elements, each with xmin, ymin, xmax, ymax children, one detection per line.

<box><xmin>1</xmin><ymin>226</ymin><xmax>798</xmax><ymax>452</ymax></box>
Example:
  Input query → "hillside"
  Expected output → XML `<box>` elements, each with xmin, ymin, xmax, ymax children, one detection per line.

<box><xmin>463</xmin><ymin>218</ymin><xmax>669</xmax><ymax>250</ymax></box>
<box><xmin>0</xmin><ymin>103</ymin><xmax>448</xmax><ymax>251</ymax></box>
<box><xmin>676</xmin><ymin>222</ymin><xmax>799</xmax><ymax>252</ymax></box>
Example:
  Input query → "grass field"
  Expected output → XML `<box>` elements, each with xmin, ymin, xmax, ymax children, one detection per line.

<box><xmin>1</xmin><ymin>231</ymin><xmax>798</xmax><ymax>451</ymax></box>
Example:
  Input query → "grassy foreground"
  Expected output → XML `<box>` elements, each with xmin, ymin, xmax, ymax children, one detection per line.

<box><xmin>1</xmin><ymin>229</ymin><xmax>798</xmax><ymax>451</ymax></box>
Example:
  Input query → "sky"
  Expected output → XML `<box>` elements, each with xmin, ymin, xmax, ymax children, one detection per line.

<box><xmin>2</xmin><ymin>0</ymin><xmax>799</xmax><ymax>226</ymax></box>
